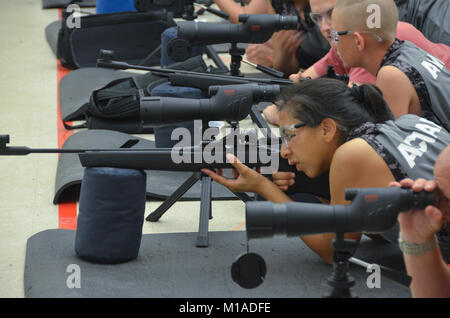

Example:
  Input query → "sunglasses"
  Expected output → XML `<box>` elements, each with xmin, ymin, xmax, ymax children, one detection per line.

<box><xmin>309</xmin><ymin>6</ymin><xmax>334</xmax><ymax>26</ymax></box>
<box><xmin>279</xmin><ymin>122</ymin><xmax>308</xmax><ymax>147</ymax></box>
<box><xmin>330</xmin><ymin>28</ymin><xmax>383</xmax><ymax>43</ymax></box>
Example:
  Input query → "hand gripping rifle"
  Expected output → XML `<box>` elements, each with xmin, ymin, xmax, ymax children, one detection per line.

<box><xmin>231</xmin><ymin>187</ymin><xmax>434</xmax><ymax>296</ymax></box>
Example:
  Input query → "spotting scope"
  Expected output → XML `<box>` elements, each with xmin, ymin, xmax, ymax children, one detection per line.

<box><xmin>140</xmin><ymin>83</ymin><xmax>280</xmax><ymax>128</ymax></box>
<box><xmin>246</xmin><ymin>187</ymin><xmax>435</xmax><ymax>239</ymax></box>
<box><xmin>176</xmin><ymin>14</ymin><xmax>298</xmax><ymax>45</ymax></box>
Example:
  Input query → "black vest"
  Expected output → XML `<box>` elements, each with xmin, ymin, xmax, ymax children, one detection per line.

<box><xmin>376</xmin><ymin>115</ymin><xmax>450</xmax><ymax>180</ymax></box>
<box><xmin>379</xmin><ymin>39</ymin><xmax>450</xmax><ymax>132</ymax></box>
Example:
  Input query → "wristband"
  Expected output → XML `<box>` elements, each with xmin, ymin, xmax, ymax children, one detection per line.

<box><xmin>398</xmin><ymin>235</ymin><xmax>437</xmax><ymax>256</ymax></box>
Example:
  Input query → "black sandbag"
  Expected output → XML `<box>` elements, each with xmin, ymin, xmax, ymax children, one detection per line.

<box><xmin>59</xmin><ymin>68</ymin><xmax>134</xmax><ymax>124</ymax></box>
<box><xmin>43</xmin><ymin>0</ymin><xmax>96</xmax><ymax>9</ymax></box>
<box><xmin>63</xmin><ymin>55</ymin><xmax>210</xmax><ymax>133</ymax></box>
<box><xmin>57</xmin><ymin>10</ymin><xmax>174</xmax><ymax>69</ymax></box>
<box><xmin>75</xmin><ymin>167</ymin><xmax>147</xmax><ymax>264</ymax></box>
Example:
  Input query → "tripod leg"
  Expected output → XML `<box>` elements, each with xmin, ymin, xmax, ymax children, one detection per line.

<box><xmin>146</xmin><ymin>171</ymin><xmax>202</xmax><ymax>222</ymax></box>
<box><xmin>232</xmin><ymin>191</ymin><xmax>252</xmax><ymax>202</ymax></box>
<box><xmin>196</xmin><ymin>175</ymin><xmax>212</xmax><ymax>247</ymax></box>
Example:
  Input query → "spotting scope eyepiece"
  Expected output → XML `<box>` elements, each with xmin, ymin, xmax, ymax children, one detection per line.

<box><xmin>141</xmin><ymin>83</ymin><xmax>280</xmax><ymax>127</ymax></box>
<box><xmin>246</xmin><ymin>187</ymin><xmax>435</xmax><ymax>239</ymax></box>
<box><xmin>176</xmin><ymin>14</ymin><xmax>299</xmax><ymax>46</ymax></box>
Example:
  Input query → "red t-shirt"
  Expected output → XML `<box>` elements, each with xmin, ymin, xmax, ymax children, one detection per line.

<box><xmin>313</xmin><ymin>22</ymin><xmax>450</xmax><ymax>85</ymax></box>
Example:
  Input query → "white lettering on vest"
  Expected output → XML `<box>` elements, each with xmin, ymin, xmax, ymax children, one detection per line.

<box><xmin>421</xmin><ymin>54</ymin><xmax>444</xmax><ymax>80</ymax></box>
<box><xmin>397</xmin><ymin>119</ymin><xmax>440</xmax><ymax>168</ymax></box>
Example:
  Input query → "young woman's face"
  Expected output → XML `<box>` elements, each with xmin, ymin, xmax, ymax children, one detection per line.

<box><xmin>278</xmin><ymin>109</ymin><xmax>337</xmax><ymax>178</ymax></box>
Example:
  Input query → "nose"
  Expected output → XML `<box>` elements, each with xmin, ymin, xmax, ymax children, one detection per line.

<box><xmin>320</xmin><ymin>19</ymin><xmax>331</xmax><ymax>35</ymax></box>
<box><xmin>280</xmin><ymin>143</ymin><xmax>292</xmax><ymax>159</ymax></box>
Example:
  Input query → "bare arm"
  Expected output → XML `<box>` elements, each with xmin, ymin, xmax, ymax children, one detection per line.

<box><xmin>301</xmin><ymin>138</ymin><xmax>397</xmax><ymax>264</ymax></box>
<box><xmin>376</xmin><ymin>66</ymin><xmax>418</xmax><ymax>118</ymax></box>
<box><xmin>213</xmin><ymin>0</ymin><xmax>270</xmax><ymax>24</ymax></box>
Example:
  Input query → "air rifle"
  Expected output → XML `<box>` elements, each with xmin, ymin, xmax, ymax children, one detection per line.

<box><xmin>97</xmin><ymin>49</ymin><xmax>294</xmax><ymax>91</ymax></box>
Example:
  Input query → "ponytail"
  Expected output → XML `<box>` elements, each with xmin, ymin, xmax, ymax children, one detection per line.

<box><xmin>351</xmin><ymin>84</ymin><xmax>393</xmax><ymax>123</ymax></box>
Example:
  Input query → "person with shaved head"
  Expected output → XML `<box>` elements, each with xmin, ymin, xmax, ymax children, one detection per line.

<box><xmin>390</xmin><ymin>145</ymin><xmax>450</xmax><ymax>297</ymax></box>
<box><xmin>331</xmin><ymin>0</ymin><xmax>450</xmax><ymax>131</ymax></box>
<box><xmin>263</xmin><ymin>0</ymin><xmax>450</xmax><ymax>126</ymax></box>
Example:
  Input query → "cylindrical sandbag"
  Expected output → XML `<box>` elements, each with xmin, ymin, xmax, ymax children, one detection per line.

<box><xmin>75</xmin><ymin>167</ymin><xmax>147</xmax><ymax>264</ymax></box>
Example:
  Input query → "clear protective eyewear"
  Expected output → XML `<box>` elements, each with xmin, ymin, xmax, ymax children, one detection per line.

<box><xmin>309</xmin><ymin>6</ymin><xmax>334</xmax><ymax>26</ymax></box>
<box><xmin>279</xmin><ymin>122</ymin><xmax>308</xmax><ymax>147</ymax></box>
<box><xmin>330</xmin><ymin>28</ymin><xmax>383</xmax><ymax>43</ymax></box>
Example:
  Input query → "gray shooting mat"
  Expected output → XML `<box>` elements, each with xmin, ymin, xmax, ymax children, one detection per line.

<box><xmin>24</xmin><ymin>229</ymin><xmax>411</xmax><ymax>298</ymax></box>
<box><xmin>54</xmin><ymin>129</ymin><xmax>238</xmax><ymax>203</ymax></box>
<box><xmin>59</xmin><ymin>67</ymin><xmax>135</xmax><ymax>123</ymax></box>
<box><xmin>43</xmin><ymin>0</ymin><xmax>96</xmax><ymax>9</ymax></box>
<box><xmin>45</xmin><ymin>20</ymin><xmax>60</xmax><ymax>57</ymax></box>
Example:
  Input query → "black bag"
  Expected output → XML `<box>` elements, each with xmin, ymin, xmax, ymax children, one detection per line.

<box><xmin>64</xmin><ymin>55</ymin><xmax>211</xmax><ymax>133</ymax></box>
<box><xmin>57</xmin><ymin>9</ymin><xmax>175</xmax><ymax>69</ymax></box>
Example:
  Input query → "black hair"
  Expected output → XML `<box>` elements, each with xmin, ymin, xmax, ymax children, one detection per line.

<box><xmin>277</xmin><ymin>78</ymin><xmax>394</xmax><ymax>141</ymax></box>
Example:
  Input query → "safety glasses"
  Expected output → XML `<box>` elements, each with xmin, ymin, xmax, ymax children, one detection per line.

<box><xmin>330</xmin><ymin>28</ymin><xmax>383</xmax><ymax>43</ymax></box>
<box><xmin>279</xmin><ymin>122</ymin><xmax>308</xmax><ymax>147</ymax></box>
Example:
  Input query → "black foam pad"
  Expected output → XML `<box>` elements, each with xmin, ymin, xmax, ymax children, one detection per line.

<box><xmin>24</xmin><ymin>229</ymin><xmax>411</xmax><ymax>298</ymax></box>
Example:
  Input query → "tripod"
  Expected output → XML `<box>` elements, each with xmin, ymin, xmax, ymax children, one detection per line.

<box><xmin>228</xmin><ymin>42</ymin><xmax>246</xmax><ymax>77</ymax></box>
<box><xmin>325</xmin><ymin>232</ymin><xmax>358</xmax><ymax>298</ymax></box>
<box><xmin>145</xmin><ymin>118</ymin><xmax>275</xmax><ymax>247</ymax></box>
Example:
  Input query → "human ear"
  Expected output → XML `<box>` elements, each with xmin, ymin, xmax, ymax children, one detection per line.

<box><xmin>354</xmin><ymin>32</ymin><xmax>365</xmax><ymax>51</ymax></box>
<box><xmin>320</xmin><ymin>118</ymin><xmax>338</xmax><ymax>143</ymax></box>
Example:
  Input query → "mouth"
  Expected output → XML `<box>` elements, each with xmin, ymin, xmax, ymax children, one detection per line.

<box><xmin>288</xmin><ymin>160</ymin><xmax>303</xmax><ymax>172</ymax></box>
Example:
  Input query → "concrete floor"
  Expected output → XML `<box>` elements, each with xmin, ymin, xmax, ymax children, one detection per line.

<box><xmin>0</xmin><ymin>0</ymin><xmax>251</xmax><ymax>298</ymax></box>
